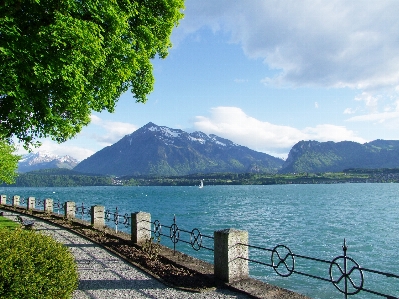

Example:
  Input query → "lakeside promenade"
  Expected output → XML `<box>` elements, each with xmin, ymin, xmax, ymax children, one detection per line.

<box><xmin>1</xmin><ymin>210</ymin><xmax>250</xmax><ymax>299</ymax></box>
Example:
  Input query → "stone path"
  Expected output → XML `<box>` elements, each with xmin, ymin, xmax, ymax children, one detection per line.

<box><xmin>2</xmin><ymin>210</ymin><xmax>250</xmax><ymax>299</ymax></box>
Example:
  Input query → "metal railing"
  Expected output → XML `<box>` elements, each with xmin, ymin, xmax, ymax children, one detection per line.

<box><xmin>145</xmin><ymin>215</ymin><xmax>214</xmax><ymax>255</ymax></box>
<box><xmin>54</xmin><ymin>200</ymin><xmax>64</xmax><ymax>214</ymax></box>
<box><xmin>240</xmin><ymin>239</ymin><xmax>399</xmax><ymax>298</ymax></box>
<box><xmin>36</xmin><ymin>198</ymin><xmax>45</xmax><ymax>210</ymax></box>
<box><xmin>104</xmin><ymin>207</ymin><xmax>130</xmax><ymax>233</ymax></box>
<box><xmin>75</xmin><ymin>202</ymin><xmax>90</xmax><ymax>221</ymax></box>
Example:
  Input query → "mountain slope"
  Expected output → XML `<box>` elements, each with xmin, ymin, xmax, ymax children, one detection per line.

<box><xmin>18</xmin><ymin>152</ymin><xmax>79</xmax><ymax>173</ymax></box>
<box><xmin>279</xmin><ymin>139</ymin><xmax>399</xmax><ymax>173</ymax></box>
<box><xmin>74</xmin><ymin>122</ymin><xmax>284</xmax><ymax>176</ymax></box>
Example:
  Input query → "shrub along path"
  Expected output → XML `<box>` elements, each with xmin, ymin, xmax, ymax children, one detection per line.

<box><xmin>1</xmin><ymin>210</ymin><xmax>250</xmax><ymax>299</ymax></box>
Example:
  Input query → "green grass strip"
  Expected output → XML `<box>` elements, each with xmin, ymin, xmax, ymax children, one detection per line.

<box><xmin>0</xmin><ymin>215</ymin><xmax>20</xmax><ymax>230</ymax></box>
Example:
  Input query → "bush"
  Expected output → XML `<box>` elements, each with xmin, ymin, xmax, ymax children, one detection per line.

<box><xmin>0</xmin><ymin>228</ymin><xmax>78</xmax><ymax>299</ymax></box>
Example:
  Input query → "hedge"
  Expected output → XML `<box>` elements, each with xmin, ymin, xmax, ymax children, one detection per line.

<box><xmin>0</xmin><ymin>228</ymin><xmax>78</xmax><ymax>299</ymax></box>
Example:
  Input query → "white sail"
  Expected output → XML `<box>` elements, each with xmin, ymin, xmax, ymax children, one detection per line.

<box><xmin>199</xmin><ymin>180</ymin><xmax>204</xmax><ymax>188</ymax></box>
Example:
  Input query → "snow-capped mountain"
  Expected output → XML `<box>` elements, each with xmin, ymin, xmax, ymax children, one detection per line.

<box><xmin>74</xmin><ymin>122</ymin><xmax>283</xmax><ymax>176</ymax></box>
<box><xmin>18</xmin><ymin>152</ymin><xmax>79</xmax><ymax>173</ymax></box>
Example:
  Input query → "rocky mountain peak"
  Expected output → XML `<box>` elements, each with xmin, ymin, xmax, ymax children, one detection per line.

<box><xmin>74</xmin><ymin>123</ymin><xmax>283</xmax><ymax>176</ymax></box>
<box><xmin>18</xmin><ymin>151</ymin><xmax>79</xmax><ymax>173</ymax></box>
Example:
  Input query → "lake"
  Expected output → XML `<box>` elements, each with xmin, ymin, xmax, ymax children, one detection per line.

<box><xmin>1</xmin><ymin>183</ymin><xmax>398</xmax><ymax>299</ymax></box>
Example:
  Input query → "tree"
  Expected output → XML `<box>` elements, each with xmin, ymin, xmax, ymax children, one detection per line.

<box><xmin>0</xmin><ymin>140</ymin><xmax>20</xmax><ymax>184</ymax></box>
<box><xmin>0</xmin><ymin>0</ymin><xmax>184</xmax><ymax>146</ymax></box>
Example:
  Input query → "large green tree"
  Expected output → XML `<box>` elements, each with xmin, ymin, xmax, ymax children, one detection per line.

<box><xmin>0</xmin><ymin>0</ymin><xmax>184</xmax><ymax>146</ymax></box>
<box><xmin>0</xmin><ymin>140</ymin><xmax>20</xmax><ymax>184</ymax></box>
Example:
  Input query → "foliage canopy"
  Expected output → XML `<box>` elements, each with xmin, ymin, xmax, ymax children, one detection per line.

<box><xmin>0</xmin><ymin>140</ymin><xmax>20</xmax><ymax>184</ymax></box>
<box><xmin>0</xmin><ymin>0</ymin><xmax>184</xmax><ymax>146</ymax></box>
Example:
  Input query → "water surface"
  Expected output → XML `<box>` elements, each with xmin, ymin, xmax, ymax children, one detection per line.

<box><xmin>2</xmin><ymin>183</ymin><xmax>398</xmax><ymax>298</ymax></box>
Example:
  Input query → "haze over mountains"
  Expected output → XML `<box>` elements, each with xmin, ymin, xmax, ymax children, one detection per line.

<box><xmin>19</xmin><ymin>123</ymin><xmax>399</xmax><ymax>175</ymax></box>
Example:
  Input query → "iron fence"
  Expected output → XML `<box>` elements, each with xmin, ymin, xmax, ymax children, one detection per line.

<box><xmin>54</xmin><ymin>200</ymin><xmax>64</xmax><ymax>214</ymax></box>
<box><xmin>145</xmin><ymin>215</ymin><xmax>214</xmax><ymax>255</ymax></box>
<box><xmin>36</xmin><ymin>198</ymin><xmax>45</xmax><ymax>210</ymax></box>
<box><xmin>3</xmin><ymin>196</ymin><xmax>45</xmax><ymax>210</ymax></box>
<box><xmin>240</xmin><ymin>239</ymin><xmax>399</xmax><ymax>298</ymax></box>
<box><xmin>75</xmin><ymin>202</ymin><xmax>90</xmax><ymax>221</ymax></box>
<box><xmin>104</xmin><ymin>207</ymin><xmax>130</xmax><ymax>233</ymax></box>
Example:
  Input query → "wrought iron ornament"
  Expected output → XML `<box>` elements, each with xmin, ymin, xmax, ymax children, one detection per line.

<box><xmin>329</xmin><ymin>239</ymin><xmax>364</xmax><ymax>297</ymax></box>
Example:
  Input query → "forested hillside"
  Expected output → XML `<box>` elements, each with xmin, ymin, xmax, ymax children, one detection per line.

<box><xmin>3</xmin><ymin>169</ymin><xmax>113</xmax><ymax>187</ymax></box>
<box><xmin>280</xmin><ymin>140</ymin><xmax>399</xmax><ymax>173</ymax></box>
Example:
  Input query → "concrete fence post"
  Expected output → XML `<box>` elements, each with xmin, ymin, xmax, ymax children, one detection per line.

<box><xmin>12</xmin><ymin>195</ymin><xmax>20</xmax><ymax>207</ymax></box>
<box><xmin>214</xmin><ymin>228</ymin><xmax>249</xmax><ymax>283</ymax></box>
<box><xmin>131</xmin><ymin>212</ymin><xmax>151</xmax><ymax>244</ymax></box>
<box><xmin>91</xmin><ymin>205</ymin><xmax>105</xmax><ymax>229</ymax></box>
<box><xmin>27</xmin><ymin>197</ymin><xmax>35</xmax><ymax>210</ymax></box>
<box><xmin>64</xmin><ymin>201</ymin><xmax>76</xmax><ymax>219</ymax></box>
<box><xmin>0</xmin><ymin>195</ymin><xmax>6</xmax><ymax>205</ymax></box>
<box><xmin>44</xmin><ymin>199</ymin><xmax>53</xmax><ymax>213</ymax></box>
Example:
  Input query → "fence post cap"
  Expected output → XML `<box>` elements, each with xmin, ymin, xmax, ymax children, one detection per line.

<box><xmin>215</xmin><ymin>228</ymin><xmax>247</xmax><ymax>234</ymax></box>
<box><xmin>133</xmin><ymin>211</ymin><xmax>150</xmax><ymax>215</ymax></box>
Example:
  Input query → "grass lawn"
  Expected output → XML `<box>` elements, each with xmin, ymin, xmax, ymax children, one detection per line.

<box><xmin>0</xmin><ymin>215</ymin><xmax>20</xmax><ymax>230</ymax></box>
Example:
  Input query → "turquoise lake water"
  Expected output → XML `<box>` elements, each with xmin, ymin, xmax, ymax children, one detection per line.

<box><xmin>1</xmin><ymin>183</ymin><xmax>398</xmax><ymax>299</ymax></box>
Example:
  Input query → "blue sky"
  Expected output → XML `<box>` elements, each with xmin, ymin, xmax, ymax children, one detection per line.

<box><xmin>19</xmin><ymin>1</ymin><xmax>399</xmax><ymax>160</ymax></box>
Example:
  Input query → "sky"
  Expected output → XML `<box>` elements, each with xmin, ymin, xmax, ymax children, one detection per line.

<box><xmin>17</xmin><ymin>0</ymin><xmax>399</xmax><ymax>161</ymax></box>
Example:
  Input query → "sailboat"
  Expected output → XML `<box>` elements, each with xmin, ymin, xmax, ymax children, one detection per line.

<box><xmin>199</xmin><ymin>180</ymin><xmax>204</xmax><ymax>188</ymax></box>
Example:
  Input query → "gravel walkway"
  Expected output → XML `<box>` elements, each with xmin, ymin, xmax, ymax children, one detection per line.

<box><xmin>2</xmin><ymin>210</ymin><xmax>250</xmax><ymax>299</ymax></box>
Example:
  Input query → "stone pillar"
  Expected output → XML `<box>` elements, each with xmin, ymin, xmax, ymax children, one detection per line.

<box><xmin>12</xmin><ymin>195</ymin><xmax>20</xmax><ymax>207</ymax></box>
<box><xmin>64</xmin><ymin>201</ymin><xmax>76</xmax><ymax>219</ymax></box>
<box><xmin>214</xmin><ymin>228</ymin><xmax>249</xmax><ymax>283</ymax></box>
<box><xmin>27</xmin><ymin>197</ymin><xmax>35</xmax><ymax>210</ymax></box>
<box><xmin>91</xmin><ymin>205</ymin><xmax>105</xmax><ymax>229</ymax></box>
<box><xmin>44</xmin><ymin>199</ymin><xmax>53</xmax><ymax>213</ymax></box>
<box><xmin>0</xmin><ymin>195</ymin><xmax>6</xmax><ymax>205</ymax></box>
<box><xmin>131</xmin><ymin>212</ymin><xmax>151</xmax><ymax>244</ymax></box>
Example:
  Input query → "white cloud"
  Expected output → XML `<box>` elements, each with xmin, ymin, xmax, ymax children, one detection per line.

<box><xmin>302</xmin><ymin>124</ymin><xmax>365</xmax><ymax>143</ymax></box>
<box><xmin>345</xmin><ymin>94</ymin><xmax>399</xmax><ymax>127</ymax></box>
<box><xmin>344</xmin><ymin>108</ymin><xmax>356</xmax><ymax>114</ymax></box>
<box><xmin>354</xmin><ymin>92</ymin><xmax>380</xmax><ymax>113</ymax></box>
<box><xmin>15</xmin><ymin>116</ymin><xmax>138</xmax><ymax>161</ymax></box>
<box><xmin>347</xmin><ymin>110</ymin><xmax>399</xmax><ymax>123</ymax></box>
<box><xmin>89</xmin><ymin>115</ymin><xmax>138</xmax><ymax>145</ymax></box>
<box><xmin>178</xmin><ymin>1</ymin><xmax>399</xmax><ymax>92</ymax></box>
<box><xmin>14</xmin><ymin>140</ymin><xmax>95</xmax><ymax>161</ymax></box>
<box><xmin>194</xmin><ymin>107</ymin><xmax>366</xmax><ymax>158</ymax></box>
<box><xmin>35</xmin><ymin>141</ymin><xmax>95</xmax><ymax>161</ymax></box>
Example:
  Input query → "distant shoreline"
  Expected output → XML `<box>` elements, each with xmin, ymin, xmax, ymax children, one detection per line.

<box><xmin>3</xmin><ymin>168</ymin><xmax>399</xmax><ymax>187</ymax></box>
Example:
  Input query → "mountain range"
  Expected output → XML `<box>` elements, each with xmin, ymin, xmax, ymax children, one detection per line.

<box><xmin>73</xmin><ymin>122</ymin><xmax>283</xmax><ymax>176</ymax></box>
<box><xmin>18</xmin><ymin>152</ymin><xmax>79</xmax><ymax>173</ymax></box>
<box><xmin>279</xmin><ymin>139</ymin><xmax>399</xmax><ymax>173</ymax></box>
<box><xmin>19</xmin><ymin>123</ymin><xmax>399</xmax><ymax>175</ymax></box>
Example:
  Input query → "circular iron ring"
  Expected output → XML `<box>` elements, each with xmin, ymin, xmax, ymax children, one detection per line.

<box><xmin>329</xmin><ymin>256</ymin><xmax>364</xmax><ymax>295</ymax></box>
<box><xmin>170</xmin><ymin>223</ymin><xmax>180</xmax><ymax>244</ymax></box>
<box><xmin>104</xmin><ymin>210</ymin><xmax>110</xmax><ymax>222</ymax></box>
<box><xmin>153</xmin><ymin>220</ymin><xmax>162</xmax><ymax>238</ymax></box>
<box><xmin>271</xmin><ymin>244</ymin><xmax>295</xmax><ymax>277</ymax></box>
<box><xmin>114</xmin><ymin>211</ymin><xmax>119</xmax><ymax>225</ymax></box>
<box><xmin>123</xmin><ymin>213</ymin><xmax>130</xmax><ymax>227</ymax></box>
<box><xmin>190</xmin><ymin>228</ymin><xmax>202</xmax><ymax>251</ymax></box>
